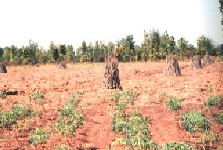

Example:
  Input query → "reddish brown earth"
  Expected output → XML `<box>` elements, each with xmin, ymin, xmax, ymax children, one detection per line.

<box><xmin>0</xmin><ymin>61</ymin><xmax>223</xmax><ymax>149</ymax></box>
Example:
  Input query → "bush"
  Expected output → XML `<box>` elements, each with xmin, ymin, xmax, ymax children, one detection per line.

<box><xmin>165</xmin><ymin>98</ymin><xmax>184</xmax><ymax>112</ymax></box>
<box><xmin>199</xmin><ymin>131</ymin><xmax>219</xmax><ymax>145</ymax></box>
<box><xmin>182</xmin><ymin>110</ymin><xmax>211</xmax><ymax>133</ymax></box>
<box><xmin>162</xmin><ymin>142</ymin><xmax>193</xmax><ymax>150</ymax></box>
<box><xmin>29</xmin><ymin>128</ymin><xmax>49</xmax><ymax>145</ymax></box>
<box><xmin>12</xmin><ymin>104</ymin><xmax>35</xmax><ymax>119</ymax></box>
<box><xmin>205</xmin><ymin>95</ymin><xmax>223</xmax><ymax>107</ymax></box>
<box><xmin>0</xmin><ymin>91</ymin><xmax>6</xmax><ymax>99</ymax></box>
<box><xmin>29</xmin><ymin>91</ymin><xmax>45</xmax><ymax>104</ymax></box>
<box><xmin>213</xmin><ymin>112</ymin><xmax>223</xmax><ymax>124</ymax></box>
<box><xmin>55</xmin><ymin>104</ymin><xmax>84</xmax><ymax>136</ymax></box>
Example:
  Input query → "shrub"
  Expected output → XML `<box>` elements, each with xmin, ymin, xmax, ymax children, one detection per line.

<box><xmin>55</xmin><ymin>104</ymin><xmax>84</xmax><ymax>136</ymax></box>
<box><xmin>213</xmin><ymin>112</ymin><xmax>223</xmax><ymax>124</ymax></box>
<box><xmin>0</xmin><ymin>91</ymin><xmax>6</xmax><ymax>99</ymax></box>
<box><xmin>182</xmin><ymin>110</ymin><xmax>211</xmax><ymax>133</ymax></box>
<box><xmin>54</xmin><ymin>144</ymin><xmax>72</xmax><ymax>150</ymax></box>
<box><xmin>29</xmin><ymin>128</ymin><xmax>49</xmax><ymax>145</ymax></box>
<box><xmin>0</xmin><ymin>111</ymin><xmax>17</xmax><ymax>127</ymax></box>
<box><xmin>205</xmin><ymin>95</ymin><xmax>223</xmax><ymax>107</ymax></box>
<box><xmin>165</xmin><ymin>98</ymin><xmax>184</xmax><ymax>112</ymax></box>
<box><xmin>111</xmin><ymin>110</ymin><xmax>156</xmax><ymax>150</ymax></box>
<box><xmin>29</xmin><ymin>91</ymin><xmax>45</xmax><ymax>104</ymax></box>
<box><xmin>12</xmin><ymin>104</ymin><xmax>35</xmax><ymax>119</ymax></box>
<box><xmin>162</xmin><ymin>142</ymin><xmax>193</xmax><ymax>150</ymax></box>
<box><xmin>199</xmin><ymin>131</ymin><xmax>219</xmax><ymax>145</ymax></box>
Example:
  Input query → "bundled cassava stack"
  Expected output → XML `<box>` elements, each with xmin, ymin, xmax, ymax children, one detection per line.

<box><xmin>102</xmin><ymin>56</ymin><xmax>122</xmax><ymax>90</ymax></box>
<box><xmin>191</xmin><ymin>55</ymin><xmax>202</xmax><ymax>69</ymax></box>
<box><xmin>203</xmin><ymin>55</ymin><xmax>212</xmax><ymax>66</ymax></box>
<box><xmin>163</xmin><ymin>55</ymin><xmax>181</xmax><ymax>77</ymax></box>
<box><xmin>0</xmin><ymin>62</ymin><xmax>7</xmax><ymax>73</ymax></box>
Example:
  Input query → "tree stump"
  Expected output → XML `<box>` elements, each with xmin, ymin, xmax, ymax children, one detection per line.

<box><xmin>0</xmin><ymin>62</ymin><xmax>7</xmax><ymax>73</ymax></box>
<box><xmin>191</xmin><ymin>55</ymin><xmax>202</xmax><ymax>69</ymax></box>
<box><xmin>58</xmin><ymin>61</ymin><xmax>67</xmax><ymax>69</ymax></box>
<box><xmin>102</xmin><ymin>56</ymin><xmax>122</xmax><ymax>90</ymax></box>
<box><xmin>203</xmin><ymin>55</ymin><xmax>212</xmax><ymax>66</ymax></box>
<box><xmin>163</xmin><ymin>55</ymin><xmax>181</xmax><ymax>77</ymax></box>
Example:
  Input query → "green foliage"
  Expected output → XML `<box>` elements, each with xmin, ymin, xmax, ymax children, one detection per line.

<box><xmin>162</xmin><ymin>142</ymin><xmax>193</xmax><ymax>150</ymax></box>
<box><xmin>213</xmin><ymin>112</ymin><xmax>223</xmax><ymax>124</ymax></box>
<box><xmin>54</xmin><ymin>95</ymin><xmax>84</xmax><ymax>137</ymax></box>
<box><xmin>12</xmin><ymin>104</ymin><xmax>36</xmax><ymax>119</ymax></box>
<box><xmin>54</xmin><ymin>144</ymin><xmax>72</xmax><ymax>150</ymax></box>
<box><xmin>0</xmin><ymin>111</ymin><xmax>17</xmax><ymax>127</ymax></box>
<box><xmin>205</xmin><ymin>95</ymin><xmax>223</xmax><ymax>107</ymax></box>
<box><xmin>199</xmin><ymin>131</ymin><xmax>219</xmax><ymax>145</ymax></box>
<box><xmin>66</xmin><ymin>94</ymin><xmax>80</xmax><ymax>107</ymax></box>
<box><xmin>111</xmin><ymin>90</ymin><xmax>138</xmax><ymax>110</ymax></box>
<box><xmin>29</xmin><ymin>91</ymin><xmax>45</xmax><ymax>104</ymax></box>
<box><xmin>111</xmin><ymin>109</ymin><xmax>158</xmax><ymax>150</ymax></box>
<box><xmin>182</xmin><ymin>110</ymin><xmax>211</xmax><ymax>133</ymax></box>
<box><xmin>0</xmin><ymin>91</ymin><xmax>6</xmax><ymax>99</ymax></box>
<box><xmin>29</xmin><ymin>128</ymin><xmax>49</xmax><ymax>145</ymax></box>
<box><xmin>55</xmin><ymin>105</ymin><xmax>84</xmax><ymax>136</ymax></box>
<box><xmin>165</xmin><ymin>98</ymin><xmax>184</xmax><ymax>112</ymax></box>
<box><xmin>0</xmin><ymin>104</ymin><xmax>36</xmax><ymax>128</ymax></box>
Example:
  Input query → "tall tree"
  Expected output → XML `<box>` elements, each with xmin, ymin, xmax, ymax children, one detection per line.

<box><xmin>59</xmin><ymin>44</ymin><xmax>66</xmax><ymax>56</ymax></box>
<box><xmin>169</xmin><ymin>36</ymin><xmax>176</xmax><ymax>54</ymax></box>
<box><xmin>177</xmin><ymin>37</ymin><xmax>188</xmax><ymax>58</ymax></box>
<box><xmin>53</xmin><ymin>48</ymin><xmax>59</xmax><ymax>62</ymax></box>
<box><xmin>66</xmin><ymin>45</ymin><xmax>75</xmax><ymax>62</ymax></box>
<box><xmin>160</xmin><ymin>31</ymin><xmax>170</xmax><ymax>58</ymax></box>
<box><xmin>196</xmin><ymin>35</ymin><xmax>213</xmax><ymax>55</ymax></box>
<box><xmin>150</xmin><ymin>29</ymin><xmax>160</xmax><ymax>59</ymax></box>
<box><xmin>82</xmin><ymin>41</ymin><xmax>87</xmax><ymax>55</ymax></box>
<box><xmin>0</xmin><ymin>47</ymin><xmax>3</xmax><ymax>60</ymax></box>
<box><xmin>107</xmin><ymin>41</ymin><xmax>114</xmax><ymax>56</ymax></box>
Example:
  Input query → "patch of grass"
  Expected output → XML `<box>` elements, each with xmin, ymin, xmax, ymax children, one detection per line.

<box><xmin>182</xmin><ymin>110</ymin><xmax>211</xmax><ymax>133</ymax></box>
<box><xmin>165</xmin><ymin>98</ymin><xmax>184</xmax><ymax>113</ymax></box>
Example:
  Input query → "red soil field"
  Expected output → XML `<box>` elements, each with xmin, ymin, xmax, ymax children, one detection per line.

<box><xmin>0</xmin><ymin>61</ymin><xmax>223</xmax><ymax>149</ymax></box>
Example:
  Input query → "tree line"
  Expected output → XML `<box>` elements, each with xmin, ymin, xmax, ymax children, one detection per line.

<box><xmin>0</xmin><ymin>30</ymin><xmax>222</xmax><ymax>65</ymax></box>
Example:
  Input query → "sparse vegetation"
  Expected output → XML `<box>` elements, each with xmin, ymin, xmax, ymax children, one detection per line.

<box><xmin>182</xmin><ymin>110</ymin><xmax>211</xmax><ymax>133</ymax></box>
<box><xmin>199</xmin><ymin>131</ymin><xmax>220</xmax><ymax>145</ymax></box>
<box><xmin>54</xmin><ymin>144</ymin><xmax>72</xmax><ymax>150</ymax></box>
<box><xmin>165</xmin><ymin>97</ymin><xmax>184</xmax><ymax>112</ymax></box>
<box><xmin>162</xmin><ymin>142</ymin><xmax>193</xmax><ymax>150</ymax></box>
<box><xmin>0</xmin><ymin>91</ymin><xmax>6</xmax><ymax>99</ymax></box>
<box><xmin>213</xmin><ymin>112</ymin><xmax>223</xmax><ymax>124</ymax></box>
<box><xmin>29</xmin><ymin>128</ymin><xmax>49</xmax><ymax>145</ymax></box>
<box><xmin>205</xmin><ymin>95</ymin><xmax>223</xmax><ymax>107</ymax></box>
<box><xmin>29</xmin><ymin>91</ymin><xmax>45</xmax><ymax>104</ymax></box>
<box><xmin>53</xmin><ymin>95</ymin><xmax>84</xmax><ymax>137</ymax></box>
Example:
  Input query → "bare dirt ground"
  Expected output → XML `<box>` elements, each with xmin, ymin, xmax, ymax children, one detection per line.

<box><xmin>0</xmin><ymin>61</ymin><xmax>223</xmax><ymax>149</ymax></box>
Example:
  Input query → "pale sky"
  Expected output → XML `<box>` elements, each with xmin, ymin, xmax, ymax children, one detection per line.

<box><xmin>0</xmin><ymin>0</ymin><xmax>222</xmax><ymax>49</ymax></box>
